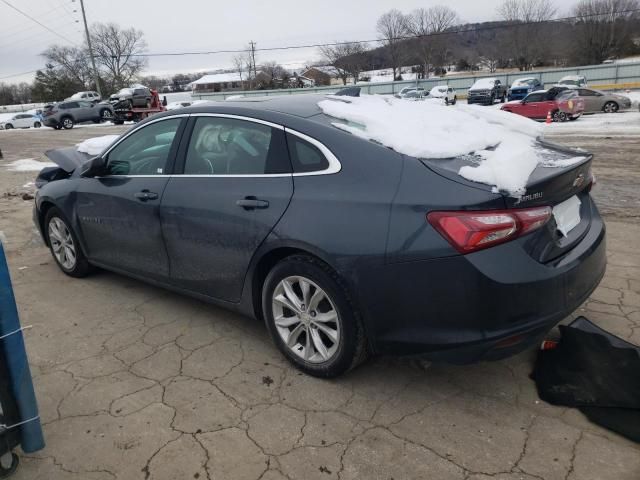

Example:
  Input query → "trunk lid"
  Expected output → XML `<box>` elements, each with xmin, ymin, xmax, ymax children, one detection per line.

<box><xmin>420</xmin><ymin>139</ymin><xmax>595</xmax><ymax>263</ymax></box>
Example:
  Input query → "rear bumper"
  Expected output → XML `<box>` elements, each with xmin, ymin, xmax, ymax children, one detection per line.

<box><xmin>356</xmin><ymin>201</ymin><xmax>606</xmax><ymax>363</ymax></box>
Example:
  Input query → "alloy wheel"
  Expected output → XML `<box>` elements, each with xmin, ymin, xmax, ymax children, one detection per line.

<box><xmin>271</xmin><ymin>276</ymin><xmax>341</xmax><ymax>363</ymax></box>
<box><xmin>101</xmin><ymin>109</ymin><xmax>113</xmax><ymax>120</ymax></box>
<box><xmin>63</xmin><ymin>118</ymin><xmax>73</xmax><ymax>129</ymax></box>
<box><xmin>48</xmin><ymin>217</ymin><xmax>77</xmax><ymax>270</ymax></box>
<box><xmin>603</xmin><ymin>102</ymin><xmax>618</xmax><ymax>113</ymax></box>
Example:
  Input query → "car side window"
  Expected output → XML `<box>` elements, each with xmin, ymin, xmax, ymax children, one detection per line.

<box><xmin>106</xmin><ymin>118</ymin><xmax>182</xmax><ymax>176</ymax></box>
<box><xmin>524</xmin><ymin>93</ymin><xmax>544</xmax><ymax>103</ymax></box>
<box><xmin>286</xmin><ymin>133</ymin><xmax>330</xmax><ymax>173</ymax></box>
<box><xmin>184</xmin><ymin>117</ymin><xmax>290</xmax><ymax>175</ymax></box>
<box><xmin>78</xmin><ymin>101</ymin><xmax>93</xmax><ymax>108</ymax></box>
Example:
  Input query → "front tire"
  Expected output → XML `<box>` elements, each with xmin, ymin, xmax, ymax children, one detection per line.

<box><xmin>603</xmin><ymin>101</ymin><xmax>618</xmax><ymax>113</ymax></box>
<box><xmin>44</xmin><ymin>207</ymin><xmax>91</xmax><ymax>277</ymax></box>
<box><xmin>262</xmin><ymin>255</ymin><xmax>367</xmax><ymax>377</ymax></box>
<box><xmin>451</xmin><ymin>96</ymin><xmax>457</xmax><ymax>105</ymax></box>
<box><xmin>34</xmin><ymin>121</ymin><xmax>41</xmax><ymax>128</ymax></box>
<box><xmin>4</xmin><ymin>123</ymin><xmax>13</xmax><ymax>129</ymax></box>
<box><xmin>100</xmin><ymin>109</ymin><xmax>113</xmax><ymax>122</ymax></box>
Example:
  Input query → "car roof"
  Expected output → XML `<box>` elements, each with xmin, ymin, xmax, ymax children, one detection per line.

<box><xmin>179</xmin><ymin>94</ymin><xmax>330</xmax><ymax>119</ymax></box>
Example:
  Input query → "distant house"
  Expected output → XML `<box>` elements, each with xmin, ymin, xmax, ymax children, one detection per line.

<box><xmin>289</xmin><ymin>74</ymin><xmax>315</xmax><ymax>88</ymax></box>
<box><xmin>190</xmin><ymin>72</ymin><xmax>245</xmax><ymax>93</ymax></box>
<box><xmin>301</xmin><ymin>67</ymin><xmax>336</xmax><ymax>86</ymax></box>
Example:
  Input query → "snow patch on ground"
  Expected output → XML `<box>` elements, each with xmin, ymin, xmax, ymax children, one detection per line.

<box><xmin>318</xmin><ymin>95</ymin><xmax>549</xmax><ymax>196</ymax></box>
<box><xmin>76</xmin><ymin>135</ymin><xmax>120</xmax><ymax>156</ymax></box>
<box><xmin>4</xmin><ymin>159</ymin><xmax>55</xmax><ymax>172</ymax></box>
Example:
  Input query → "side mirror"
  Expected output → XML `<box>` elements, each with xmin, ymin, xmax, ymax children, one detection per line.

<box><xmin>80</xmin><ymin>156</ymin><xmax>107</xmax><ymax>178</ymax></box>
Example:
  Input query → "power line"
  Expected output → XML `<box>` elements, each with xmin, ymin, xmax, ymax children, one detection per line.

<box><xmin>0</xmin><ymin>0</ymin><xmax>78</xmax><ymax>46</ymax></box>
<box><xmin>2</xmin><ymin>7</ymin><xmax>640</xmax><ymax>81</ymax></box>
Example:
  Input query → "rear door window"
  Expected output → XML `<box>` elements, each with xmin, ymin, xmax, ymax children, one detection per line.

<box><xmin>183</xmin><ymin>116</ymin><xmax>290</xmax><ymax>175</ymax></box>
<box><xmin>524</xmin><ymin>93</ymin><xmax>544</xmax><ymax>103</ymax></box>
<box><xmin>286</xmin><ymin>133</ymin><xmax>330</xmax><ymax>173</ymax></box>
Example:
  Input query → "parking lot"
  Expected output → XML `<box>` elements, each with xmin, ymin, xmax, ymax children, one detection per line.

<box><xmin>1</xmin><ymin>120</ymin><xmax>639</xmax><ymax>480</ymax></box>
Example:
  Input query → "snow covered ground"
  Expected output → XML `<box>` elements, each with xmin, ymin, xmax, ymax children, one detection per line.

<box><xmin>543</xmin><ymin>111</ymin><xmax>640</xmax><ymax>136</ymax></box>
<box><xmin>3</xmin><ymin>159</ymin><xmax>55</xmax><ymax>172</ymax></box>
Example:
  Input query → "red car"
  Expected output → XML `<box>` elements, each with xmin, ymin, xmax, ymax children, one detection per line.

<box><xmin>501</xmin><ymin>87</ymin><xmax>584</xmax><ymax>122</ymax></box>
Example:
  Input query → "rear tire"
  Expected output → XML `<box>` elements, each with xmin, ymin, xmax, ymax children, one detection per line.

<box><xmin>33</xmin><ymin>121</ymin><xmax>41</xmax><ymax>128</ymax></box>
<box><xmin>603</xmin><ymin>101</ymin><xmax>618</xmax><ymax>113</ymax></box>
<box><xmin>61</xmin><ymin>117</ymin><xmax>74</xmax><ymax>129</ymax></box>
<box><xmin>262</xmin><ymin>255</ymin><xmax>367</xmax><ymax>377</ymax></box>
<box><xmin>451</xmin><ymin>96</ymin><xmax>457</xmax><ymax>105</ymax></box>
<box><xmin>100</xmin><ymin>109</ymin><xmax>113</xmax><ymax>122</ymax></box>
<box><xmin>44</xmin><ymin>207</ymin><xmax>91</xmax><ymax>278</ymax></box>
<box><xmin>4</xmin><ymin>123</ymin><xmax>13</xmax><ymax>129</ymax></box>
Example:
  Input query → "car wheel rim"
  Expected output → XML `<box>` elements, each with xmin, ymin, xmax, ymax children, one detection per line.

<box><xmin>48</xmin><ymin>217</ymin><xmax>76</xmax><ymax>270</ymax></box>
<box><xmin>102</xmin><ymin>111</ymin><xmax>113</xmax><ymax>120</ymax></box>
<box><xmin>604</xmin><ymin>103</ymin><xmax>616</xmax><ymax>113</ymax></box>
<box><xmin>63</xmin><ymin>119</ymin><xmax>72</xmax><ymax>128</ymax></box>
<box><xmin>272</xmin><ymin>276</ymin><xmax>341</xmax><ymax>364</ymax></box>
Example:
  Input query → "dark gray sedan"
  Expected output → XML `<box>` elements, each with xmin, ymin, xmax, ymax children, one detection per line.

<box><xmin>576</xmin><ymin>88</ymin><xmax>632</xmax><ymax>113</ymax></box>
<box><xmin>33</xmin><ymin>95</ymin><xmax>606</xmax><ymax>377</ymax></box>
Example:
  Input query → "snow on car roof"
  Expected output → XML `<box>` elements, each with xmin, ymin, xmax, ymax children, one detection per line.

<box><xmin>470</xmin><ymin>78</ymin><xmax>497</xmax><ymax>89</ymax></box>
<box><xmin>317</xmin><ymin>95</ymin><xmax>582</xmax><ymax>197</ymax></box>
<box><xmin>559</xmin><ymin>75</ymin><xmax>585</xmax><ymax>81</ymax></box>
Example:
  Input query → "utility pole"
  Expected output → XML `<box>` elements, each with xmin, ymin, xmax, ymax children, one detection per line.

<box><xmin>79</xmin><ymin>0</ymin><xmax>102</xmax><ymax>98</ymax></box>
<box><xmin>249</xmin><ymin>40</ymin><xmax>257</xmax><ymax>80</ymax></box>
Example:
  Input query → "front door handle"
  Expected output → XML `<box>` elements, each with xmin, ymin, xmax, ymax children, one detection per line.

<box><xmin>236</xmin><ymin>197</ymin><xmax>269</xmax><ymax>210</ymax></box>
<box><xmin>134</xmin><ymin>190</ymin><xmax>159</xmax><ymax>201</ymax></box>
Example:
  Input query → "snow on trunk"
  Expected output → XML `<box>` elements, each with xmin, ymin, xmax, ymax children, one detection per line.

<box><xmin>317</xmin><ymin>95</ymin><xmax>576</xmax><ymax>197</ymax></box>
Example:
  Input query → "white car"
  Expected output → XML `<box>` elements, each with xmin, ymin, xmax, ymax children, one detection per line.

<box><xmin>67</xmin><ymin>91</ymin><xmax>101</xmax><ymax>103</ymax></box>
<box><xmin>429</xmin><ymin>85</ymin><xmax>457</xmax><ymax>105</ymax></box>
<box><xmin>396</xmin><ymin>87</ymin><xmax>425</xmax><ymax>98</ymax></box>
<box><xmin>0</xmin><ymin>113</ymin><xmax>42</xmax><ymax>130</ymax></box>
<box><xmin>557</xmin><ymin>75</ymin><xmax>587</xmax><ymax>88</ymax></box>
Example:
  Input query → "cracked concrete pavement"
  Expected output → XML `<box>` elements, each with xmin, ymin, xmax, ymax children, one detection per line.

<box><xmin>0</xmin><ymin>125</ymin><xmax>639</xmax><ymax>479</ymax></box>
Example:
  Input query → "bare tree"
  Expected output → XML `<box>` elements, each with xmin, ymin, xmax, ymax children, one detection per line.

<box><xmin>90</xmin><ymin>23</ymin><xmax>147</xmax><ymax>92</ymax></box>
<box><xmin>42</xmin><ymin>45</ymin><xmax>93</xmax><ymax>88</ymax></box>
<box><xmin>497</xmin><ymin>0</ymin><xmax>558</xmax><ymax>70</ymax></box>
<box><xmin>572</xmin><ymin>0</ymin><xmax>640</xmax><ymax>64</ymax></box>
<box><xmin>406</xmin><ymin>6</ymin><xmax>459</xmax><ymax>78</ymax></box>
<box><xmin>232</xmin><ymin>53</ymin><xmax>247</xmax><ymax>87</ymax></box>
<box><xmin>320</xmin><ymin>42</ymin><xmax>368</xmax><ymax>84</ymax></box>
<box><xmin>376</xmin><ymin>9</ymin><xmax>409</xmax><ymax>80</ymax></box>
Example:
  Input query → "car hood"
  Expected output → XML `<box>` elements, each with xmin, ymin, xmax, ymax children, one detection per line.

<box><xmin>44</xmin><ymin>147</ymin><xmax>93</xmax><ymax>172</ymax></box>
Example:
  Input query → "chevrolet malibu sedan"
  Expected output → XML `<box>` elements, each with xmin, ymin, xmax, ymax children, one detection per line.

<box><xmin>33</xmin><ymin>95</ymin><xmax>606</xmax><ymax>377</ymax></box>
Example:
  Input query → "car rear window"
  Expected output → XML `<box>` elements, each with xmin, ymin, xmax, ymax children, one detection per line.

<box><xmin>286</xmin><ymin>133</ymin><xmax>329</xmax><ymax>173</ymax></box>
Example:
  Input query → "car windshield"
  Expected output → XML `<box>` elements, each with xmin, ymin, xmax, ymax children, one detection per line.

<box><xmin>559</xmin><ymin>78</ymin><xmax>582</xmax><ymax>86</ymax></box>
<box><xmin>470</xmin><ymin>78</ymin><xmax>496</xmax><ymax>89</ymax></box>
<box><xmin>511</xmin><ymin>78</ymin><xmax>535</xmax><ymax>87</ymax></box>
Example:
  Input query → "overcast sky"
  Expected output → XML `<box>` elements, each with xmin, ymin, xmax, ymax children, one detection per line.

<box><xmin>1</xmin><ymin>0</ymin><xmax>577</xmax><ymax>84</ymax></box>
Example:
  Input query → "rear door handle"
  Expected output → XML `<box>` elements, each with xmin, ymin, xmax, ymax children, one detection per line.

<box><xmin>236</xmin><ymin>197</ymin><xmax>269</xmax><ymax>210</ymax></box>
<box><xmin>134</xmin><ymin>190</ymin><xmax>159</xmax><ymax>201</ymax></box>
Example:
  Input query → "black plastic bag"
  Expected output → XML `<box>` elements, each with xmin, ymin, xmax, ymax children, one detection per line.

<box><xmin>532</xmin><ymin>317</ymin><xmax>640</xmax><ymax>443</ymax></box>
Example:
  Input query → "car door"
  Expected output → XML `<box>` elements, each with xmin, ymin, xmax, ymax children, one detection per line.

<box><xmin>521</xmin><ymin>92</ymin><xmax>545</xmax><ymax>118</ymax></box>
<box><xmin>578</xmin><ymin>89</ymin><xmax>600</xmax><ymax>113</ymax></box>
<box><xmin>75</xmin><ymin>116</ymin><xmax>186</xmax><ymax>280</ymax></box>
<box><xmin>160</xmin><ymin>114</ymin><xmax>294</xmax><ymax>301</ymax></box>
<box><xmin>76</xmin><ymin>101</ymin><xmax>92</xmax><ymax>122</ymax></box>
<box><xmin>15</xmin><ymin>115</ymin><xmax>29</xmax><ymax>128</ymax></box>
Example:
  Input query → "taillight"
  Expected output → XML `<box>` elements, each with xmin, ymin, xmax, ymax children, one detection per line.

<box><xmin>427</xmin><ymin>207</ymin><xmax>552</xmax><ymax>254</ymax></box>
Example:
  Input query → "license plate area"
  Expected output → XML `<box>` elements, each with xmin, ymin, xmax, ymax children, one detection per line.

<box><xmin>553</xmin><ymin>195</ymin><xmax>581</xmax><ymax>237</ymax></box>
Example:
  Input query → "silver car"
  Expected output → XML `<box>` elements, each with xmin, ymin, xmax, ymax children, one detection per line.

<box><xmin>577</xmin><ymin>88</ymin><xmax>632</xmax><ymax>113</ymax></box>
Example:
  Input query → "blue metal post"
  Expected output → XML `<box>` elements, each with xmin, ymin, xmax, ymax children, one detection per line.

<box><xmin>0</xmin><ymin>241</ymin><xmax>45</xmax><ymax>453</ymax></box>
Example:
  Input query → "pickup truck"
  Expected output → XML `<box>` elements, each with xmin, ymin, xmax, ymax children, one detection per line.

<box><xmin>467</xmin><ymin>78</ymin><xmax>507</xmax><ymax>105</ymax></box>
